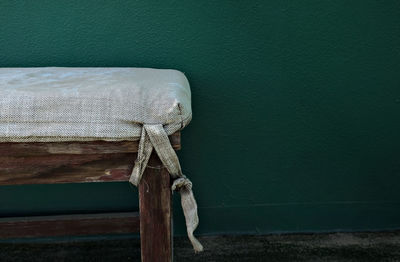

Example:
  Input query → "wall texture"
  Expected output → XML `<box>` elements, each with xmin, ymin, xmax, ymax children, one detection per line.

<box><xmin>0</xmin><ymin>0</ymin><xmax>399</xmax><ymax>235</ymax></box>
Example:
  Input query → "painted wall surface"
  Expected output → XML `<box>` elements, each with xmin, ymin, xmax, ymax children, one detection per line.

<box><xmin>0</xmin><ymin>1</ymin><xmax>399</xmax><ymax>235</ymax></box>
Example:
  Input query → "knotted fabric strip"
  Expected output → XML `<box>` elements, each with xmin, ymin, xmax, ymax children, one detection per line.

<box><xmin>129</xmin><ymin>124</ymin><xmax>203</xmax><ymax>252</ymax></box>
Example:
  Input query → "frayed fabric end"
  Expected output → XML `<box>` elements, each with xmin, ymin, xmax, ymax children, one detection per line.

<box><xmin>172</xmin><ymin>177</ymin><xmax>203</xmax><ymax>252</ymax></box>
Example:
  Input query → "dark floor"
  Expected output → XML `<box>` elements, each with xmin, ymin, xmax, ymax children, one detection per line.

<box><xmin>1</xmin><ymin>231</ymin><xmax>400</xmax><ymax>261</ymax></box>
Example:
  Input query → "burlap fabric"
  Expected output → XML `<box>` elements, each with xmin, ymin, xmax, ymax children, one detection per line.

<box><xmin>0</xmin><ymin>67</ymin><xmax>202</xmax><ymax>252</ymax></box>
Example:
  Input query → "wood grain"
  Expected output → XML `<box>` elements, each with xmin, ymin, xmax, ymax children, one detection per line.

<box><xmin>139</xmin><ymin>152</ymin><xmax>172</xmax><ymax>262</ymax></box>
<box><xmin>0</xmin><ymin>132</ymin><xmax>180</xmax><ymax>185</ymax></box>
<box><xmin>0</xmin><ymin>153</ymin><xmax>135</xmax><ymax>185</ymax></box>
<box><xmin>0</xmin><ymin>212</ymin><xmax>140</xmax><ymax>238</ymax></box>
<box><xmin>0</xmin><ymin>132</ymin><xmax>180</xmax><ymax>156</ymax></box>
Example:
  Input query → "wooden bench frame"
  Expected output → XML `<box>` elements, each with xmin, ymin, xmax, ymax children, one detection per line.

<box><xmin>0</xmin><ymin>132</ymin><xmax>181</xmax><ymax>262</ymax></box>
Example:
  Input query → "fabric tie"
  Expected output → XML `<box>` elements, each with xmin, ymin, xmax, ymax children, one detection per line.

<box><xmin>129</xmin><ymin>124</ymin><xmax>203</xmax><ymax>252</ymax></box>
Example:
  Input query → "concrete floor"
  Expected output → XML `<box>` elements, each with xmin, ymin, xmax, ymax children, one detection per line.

<box><xmin>1</xmin><ymin>231</ymin><xmax>400</xmax><ymax>261</ymax></box>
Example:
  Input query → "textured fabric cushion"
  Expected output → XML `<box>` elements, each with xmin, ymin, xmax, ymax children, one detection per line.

<box><xmin>0</xmin><ymin>67</ymin><xmax>191</xmax><ymax>142</ymax></box>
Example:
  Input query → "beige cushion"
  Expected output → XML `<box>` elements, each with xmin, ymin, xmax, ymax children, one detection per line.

<box><xmin>0</xmin><ymin>67</ymin><xmax>191</xmax><ymax>142</ymax></box>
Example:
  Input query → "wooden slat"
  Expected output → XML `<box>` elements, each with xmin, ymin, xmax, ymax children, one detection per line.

<box><xmin>0</xmin><ymin>153</ymin><xmax>135</xmax><ymax>185</ymax></box>
<box><xmin>0</xmin><ymin>132</ymin><xmax>180</xmax><ymax>156</ymax></box>
<box><xmin>139</xmin><ymin>152</ymin><xmax>172</xmax><ymax>262</ymax></box>
<box><xmin>0</xmin><ymin>132</ymin><xmax>180</xmax><ymax>185</ymax></box>
<box><xmin>0</xmin><ymin>212</ymin><xmax>140</xmax><ymax>239</ymax></box>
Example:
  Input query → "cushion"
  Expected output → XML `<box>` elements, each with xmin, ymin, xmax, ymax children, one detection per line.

<box><xmin>0</xmin><ymin>67</ymin><xmax>191</xmax><ymax>142</ymax></box>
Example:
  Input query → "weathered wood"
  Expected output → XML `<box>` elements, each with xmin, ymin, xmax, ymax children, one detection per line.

<box><xmin>0</xmin><ymin>132</ymin><xmax>179</xmax><ymax>260</ymax></box>
<box><xmin>0</xmin><ymin>153</ymin><xmax>136</xmax><ymax>185</ymax></box>
<box><xmin>0</xmin><ymin>212</ymin><xmax>140</xmax><ymax>239</ymax></box>
<box><xmin>0</xmin><ymin>132</ymin><xmax>180</xmax><ymax>185</ymax></box>
<box><xmin>139</xmin><ymin>152</ymin><xmax>172</xmax><ymax>262</ymax></box>
<box><xmin>0</xmin><ymin>132</ymin><xmax>180</xmax><ymax>156</ymax></box>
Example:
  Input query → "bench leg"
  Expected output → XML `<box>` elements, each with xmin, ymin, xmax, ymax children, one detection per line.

<box><xmin>139</xmin><ymin>152</ymin><xmax>173</xmax><ymax>262</ymax></box>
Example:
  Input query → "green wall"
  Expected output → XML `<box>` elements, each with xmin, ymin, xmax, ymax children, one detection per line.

<box><xmin>0</xmin><ymin>1</ymin><xmax>399</xmax><ymax>236</ymax></box>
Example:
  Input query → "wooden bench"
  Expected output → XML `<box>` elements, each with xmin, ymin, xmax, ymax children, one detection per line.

<box><xmin>0</xmin><ymin>67</ymin><xmax>202</xmax><ymax>261</ymax></box>
<box><xmin>0</xmin><ymin>132</ymin><xmax>181</xmax><ymax>262</ymax></box>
